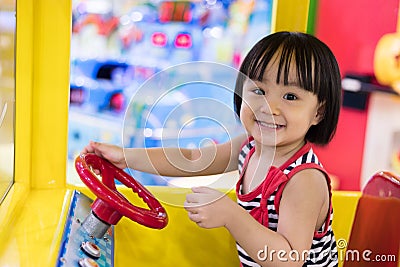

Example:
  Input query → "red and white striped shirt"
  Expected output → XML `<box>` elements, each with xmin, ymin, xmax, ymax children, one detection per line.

<box><xmin>236</xmin><ymin>137</ymin><xmax>338</xmax><ymax>267</ymax></box>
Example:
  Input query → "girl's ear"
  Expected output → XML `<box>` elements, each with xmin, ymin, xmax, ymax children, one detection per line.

<box><xmin>314</xmin><ymin>102</ymin><xmax>326</xmax><ymax>125</ymax></box>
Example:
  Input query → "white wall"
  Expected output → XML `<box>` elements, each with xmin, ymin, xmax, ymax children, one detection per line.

<box><xmin>361</xmin><ymin>92</ymin><xmax>400</xmax><ymax>188</ymax></box>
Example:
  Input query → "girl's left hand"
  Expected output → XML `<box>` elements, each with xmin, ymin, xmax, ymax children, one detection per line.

<box><xmin>184</xmin><ymin>186</ymin><xmax>235</xmax><ymax>229</ymax></box>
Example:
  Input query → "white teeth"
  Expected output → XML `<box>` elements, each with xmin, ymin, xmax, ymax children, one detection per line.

<box><xmin>258</xmin><ymin>121</ymin><xmax>279</xmax><ymax>129</ymax></box>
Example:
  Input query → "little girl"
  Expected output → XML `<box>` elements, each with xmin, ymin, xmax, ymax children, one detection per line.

<box><xmin>83</xmin><ymin>31</ymin><xmax>341</xmax><ymax>266</ymax></box>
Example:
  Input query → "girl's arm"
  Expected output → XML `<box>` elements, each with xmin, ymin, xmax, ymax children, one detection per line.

<box><xmin>185</xmin><ymin>168</ymin><xmax>329</xmax><ymax>267</ymax></box>
<box><xmin>82</xmin><ymin>133</ymin><xmax>247</xmax><ymax>177</ymax></box>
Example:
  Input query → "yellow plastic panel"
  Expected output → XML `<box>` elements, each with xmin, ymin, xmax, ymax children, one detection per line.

<box><xmin>14</xmin><ymin>0</ymin><xmax>33</xmax><ymax>185</ymax></box>
<box><xmin>0</xmin><ymin>184</ymin><xmax>28</xmax><ymax>239</ymax></box>
<box><xmin>331</xmin><ymin>191</ymin><xmax>361</xmax><ymax>267</ymax></box>
<box><xmin>331</xmin><ymin>191</ymin><xmax>360</xmax><ymax>242</ymax></box>
<box><xmin>75</xmin><ymin>186</ymin><xmax>241</xmax><ymax>267</ymax></box>
<box><xmin>29</xmin><ymin>0</ymin><xmax>71</xmax><ymax>189</ymax></box>
<box><xmin>272</xmin><ymin>0</ymin><xmax>310</xmax><ymax>32</ymax></box>
<box><xmin>0</xmin><ymin>0</ymin><xmax>72</xmax><ymax>260</ymax></box>
<box><xmin>0</xmin><ymin>0</ymin><xmax>34</xmax><ymax>261</ymax></box>
<box><xmin>0</xmin><ymin>189</ymin><xmax>71</xmax><ymax>267</ymax></box>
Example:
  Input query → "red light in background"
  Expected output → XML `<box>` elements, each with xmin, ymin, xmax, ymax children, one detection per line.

<box><xmin>174</xmin><ymin>33</ymin><xmax>192</xmax><ymax>48</ymax></box>
<box><xmin>151</xmin><ymin>32</ymin><xmax>168</xmax><ymax>47</ymax></box>
<box><xmin>110</xmin><ymin>93</ymin><xmax>125</xmax><ymax>112</ymax></box>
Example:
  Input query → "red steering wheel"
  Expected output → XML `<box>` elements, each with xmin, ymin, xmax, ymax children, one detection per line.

<box><xmin>75</xmin><ymin>153</ymin><xmax>168</xmax><ymax>229</ymax></box>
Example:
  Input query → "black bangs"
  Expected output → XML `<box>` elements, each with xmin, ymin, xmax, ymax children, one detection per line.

<box><xmin>278</xmin><ymin>36</ymin><xmax>316</xmax><ymax>93</ymax></box>
<box><xmin>244</xmin><ymin>32</ymin><xmax>318</xmax><ymax>94</ymax></box>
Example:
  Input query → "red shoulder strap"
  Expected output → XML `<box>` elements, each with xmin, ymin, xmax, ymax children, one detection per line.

<box><xmin>274</xmin><ymin>163</ymin><xmax>333</xmax><ymax>237</ymax></box>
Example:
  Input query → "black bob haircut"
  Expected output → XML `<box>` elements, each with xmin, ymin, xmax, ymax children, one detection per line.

<box><xmin>234</xmin><ymin>31</ymin><xmax>342</xmax><ymax>145</ymax></box>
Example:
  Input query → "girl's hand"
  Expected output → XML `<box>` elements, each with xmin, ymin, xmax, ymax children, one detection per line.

<box><xmin>81</xmin><ymin>141</ymin><xmax>127</xmax><ymax>169</ymax></box>
<box><xmin>184</xmin><ymin>186</ymin><xmax>235</xmax><ymax>229</ymax></box>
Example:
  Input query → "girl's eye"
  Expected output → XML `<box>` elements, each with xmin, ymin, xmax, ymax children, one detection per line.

<box><xmin>283</xmin><ymin>93</ymin><xmax>297</xmax><ymax>100</ymax></box>
<box><xmin>253</xmin><ymin>88</ymin><xmax>265</xmax><ymax>95</ymax></box>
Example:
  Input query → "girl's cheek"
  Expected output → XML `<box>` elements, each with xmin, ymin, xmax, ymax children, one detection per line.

<box><xmin>242</xmin><ymin>102</ymin><xmax>260</xmax><ymax>119</ymax></box>
<box><xmin>240</xmin><ymin>106</ymin><xmax>255</xmax><ymax>128</ymax></box>
<box><xmin>239</xmin><ymin>102</ymin><xmax>252</xmax><ymax>118</ymax></box>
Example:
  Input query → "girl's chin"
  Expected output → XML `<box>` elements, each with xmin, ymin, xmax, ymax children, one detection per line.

<box><xmin>252</xmin><ymin>127</ymin><xmax>277</xmax><ymax>137</ymax></box>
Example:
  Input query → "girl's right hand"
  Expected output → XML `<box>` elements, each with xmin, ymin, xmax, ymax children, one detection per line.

<box><xmin>81</xmin><ymin>141</ymin><xmax>127</xmax><ymax>169</ymax></box>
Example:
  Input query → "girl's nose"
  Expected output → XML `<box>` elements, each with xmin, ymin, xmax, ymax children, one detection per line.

<box><xmin>261</xmin><ymin>96</ymin><xmax>279</xmax><ymax>115</ymax></box>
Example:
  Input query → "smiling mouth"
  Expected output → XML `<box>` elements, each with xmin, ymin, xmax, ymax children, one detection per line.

<box><xmin>256</xmin><ymin>120</ymin><xmax>285</xmax><ymax>129</ymax></box>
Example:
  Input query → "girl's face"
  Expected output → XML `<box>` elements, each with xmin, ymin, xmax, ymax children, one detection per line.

<box><xmin>240</xmin><ymin>56</ymin><xmax>323</xmax><ymax>149</ymax></box>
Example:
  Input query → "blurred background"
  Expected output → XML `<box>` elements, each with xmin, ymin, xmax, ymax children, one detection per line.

<box><xmin>64</xmin><ymin>0</ymin><xmax>400</xmax><ymax>190</ymax></box>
